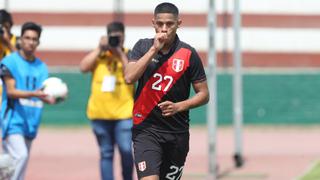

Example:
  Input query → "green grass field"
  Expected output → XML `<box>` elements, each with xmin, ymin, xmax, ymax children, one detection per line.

<box><xmin>300</xmin><ymin>161</ymin><xmax>320</xmax><ymax>180</ymax></box>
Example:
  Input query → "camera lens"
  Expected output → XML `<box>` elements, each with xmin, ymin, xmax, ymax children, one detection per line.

<box><xmin>0</xmin><ymin>25</ymin><xmax>3</xmax><ymax>36</ymax></box>
<box><xmin>109</xmin><ymin>36</ymin><xmax>120</xmax><ymax>47</ymax></box>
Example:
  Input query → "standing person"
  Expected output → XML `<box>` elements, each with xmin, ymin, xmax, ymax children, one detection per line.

<box><xmin>80</xmin><ymin>21</ymin><xmax>134</xmax><ymax>180</ymax></box>
<box><xmin>0</xmin><ymin>21</ymin><xmax>55</xmax><ymax>180</ymax></box>
<box><xmin>0</xmin><ymin>9</ymin><xmax>18</xmax><ymax>59</ymax></box>
<box><xmin>0</xmin><ymin>9</ymin><xmax>19</xmax><ymax>109</ymax></box>
<box><xmin>0</xmin><ymin>10</ymin><xmax>19</xmax><ymax>180</ymax></box>
<box><xmin>125</xmin><ymin>2</ymin><xmax>209</xmax><ymax>180</ymax></box>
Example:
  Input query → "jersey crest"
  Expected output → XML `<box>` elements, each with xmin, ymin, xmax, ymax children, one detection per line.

<box><xmin>172</xmin><ymin>58</ymin><xmax>184</xmax><ymax>72</ymax></box>
<box><xmin>138</xmin><ymin>161</ymin><xmax>147</xmax><ymax>172</ymax></box>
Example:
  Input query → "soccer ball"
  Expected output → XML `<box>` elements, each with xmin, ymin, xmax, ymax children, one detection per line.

<box><xmin>42</xmin><ymin>77</ymin><xmax>68</xmax><ymax>99</ymax></box>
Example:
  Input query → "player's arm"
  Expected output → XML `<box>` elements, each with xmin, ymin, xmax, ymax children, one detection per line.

<box><xmin>4</xmin><ymin>75</ymin><xmax>46</xmax><ymax>99</ymax></box>
<box><xmin>79</xmin><ymin>48</ymin><xmax>100</xmax><ymax>73</ymax></box>
<box><xmin>124</xmin><ymin>33</ymin><xmax>167</xmax><ymax>84</ymax></box>
<box><xmin>186</xmin><ymin>80</ymin><xmax>209</xmax><ymax>109</ymax></box>
<box><xmin>124</xmin><ymin>46</ymin><xmax>157</xmax><ymax>84</ymax></box>
<box><xmin>159</xmin><ymin>80</ymin><xmax>209</xmax><ymax>117</ymax></box>
<box><xmin>4</xmin><ymin>75</ymin><xmax>56</xmax><ymax>104</ymax></box>
<box><xmin>80</xmin><ymin>36</ymin><xmax>107</xmax><ymax>73</ymax></box>
<box><xmin>114</xmin><ymin>46</ymin><xmax>129</xmax><ymax>73</ymax></box>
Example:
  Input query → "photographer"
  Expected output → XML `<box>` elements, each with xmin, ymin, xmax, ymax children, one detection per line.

<box><xmin>0</xmin><ymin>10</ymin><xmax>18</xmax><ymax>112</ymax></box>
<box><xmin>80</xmin><ymin>21</ymin><xmax>134</xmax><ymax>180</ymax></box>
<box><xmin>0</xmin><ymin>9</ymin><xmax>18</xmax><ymax>60</ymax></box>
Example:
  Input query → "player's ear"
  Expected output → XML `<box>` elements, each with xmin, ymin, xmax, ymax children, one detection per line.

<box><xmin>152</xmin><ymin>18</ymin><xmax>156</xmax><ymax>27</ymax></box>
<box><xmin>177</xmin><ymin>19</ymin><xmax>182</xmax><ymax>28</ymax></box>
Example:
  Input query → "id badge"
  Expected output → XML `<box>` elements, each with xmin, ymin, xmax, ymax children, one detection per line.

<box><xmin>101</xmin><ymin>75</ymin><xmax>116</xmax><ymax>92</ymax></box>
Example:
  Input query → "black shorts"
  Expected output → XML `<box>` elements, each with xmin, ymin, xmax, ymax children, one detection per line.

<box><xmin>132</xmin><ymin>129</ymin><xmax>189</xmax><ymax>179</ymax></box>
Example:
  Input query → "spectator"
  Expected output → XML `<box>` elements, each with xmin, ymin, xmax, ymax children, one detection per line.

<box><xmin>0</xmin><ymin>9</ymin><xmax>19</xmax><ymax>109</ymax></box>
<box><xmin>80</xmin><ymin>21</ymin><xmax>134</xmax><ymax>180</ymax></box>
<box><xmin>0</xmin><ymin>9</ymin><xmax>18</xmax><ymax>59</ymax></box>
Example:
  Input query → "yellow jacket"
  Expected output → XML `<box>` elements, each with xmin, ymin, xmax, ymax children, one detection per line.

<box><xmin>87</xmin><ymin>49</ymin><xmax>134</xmax><ymax>120</ymax></box>
<box><xmin>0</xmin><ymin>35</ymin><xmax>17</xmax><ymax>59</ymax></box>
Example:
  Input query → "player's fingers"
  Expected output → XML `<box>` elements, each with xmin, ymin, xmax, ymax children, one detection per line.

<box><xmin>159</xmin><ymin>34</ymin><xmax>167</xmax><ymax>42</ymax></box>
<box><xmin>162</xmin><ymin>112</ymin><xmax>172</xmax><ymax>117</ymax></box>
<box><xmin>159</xmin><ymin>105</ymin><xmax>171</xmax><ymax>112</ymax></box>
<box><xmin>160</xmin><ymin>103</ymin><xmax>168</xmax><ymax>109</ymax></box>
<box><xmin>158</xmin><ymin>101</ymin><xmax>172</xmax><ymax>106</ymax></box>
<box><xmin>162</xmin><ymin>108</ymin><xmax>175</xmax><ymax>117</ymax></box>
<box><xmin>162</xmin><ymin>108</ymin><xmax>171</xmax><ymax>113</ymax></box>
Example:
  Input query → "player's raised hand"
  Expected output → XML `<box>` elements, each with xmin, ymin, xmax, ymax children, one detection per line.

<box><xmin>158</xmin><ymin>100</ymin><xmax>178</xmax><ymax>117</ymax></box>
<box><xmin>99</xmin><ymin>36</ymin><xmax>108</xmax><ymax>51</ymax></box>
<box><xmin>1</xmin><ymin>27</ymin><xmax>11</xmax><ymax>46</ymax></box>
<box><xmin>153</xmin><ymin>32</ymin><xmax>167</xmax><ymax>51</ymax></box>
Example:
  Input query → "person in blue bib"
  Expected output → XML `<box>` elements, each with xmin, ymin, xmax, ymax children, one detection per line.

<box><xmin>0</xmin><ymin>22</ymin><xmax>55</xmax><ymax>180</ymax></box>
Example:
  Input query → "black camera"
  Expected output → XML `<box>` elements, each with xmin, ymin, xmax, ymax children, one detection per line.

<box><xmin>108</xmin><ymin>36</ymin><xmax>120</xmax><ymax>47</ymax></box>
<box><xmin>0</xmin><ymin>24</ymin><xmax>3</xmax><ymax>36</ymax></box>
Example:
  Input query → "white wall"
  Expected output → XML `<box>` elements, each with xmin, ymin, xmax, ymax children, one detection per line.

<box><xmin>3</xmin><ymin>0</ymin><xmax>320</xmax><ymax>53</ymax></box>
<box><xmin>3</xmin><ymin>0</ymin><xmax>320</xmax><ymax>14</ymax></box>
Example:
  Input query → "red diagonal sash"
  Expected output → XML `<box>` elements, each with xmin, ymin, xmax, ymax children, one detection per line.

<box><xmin>133</xmin><ymin>48</ymin><xmax>191</xmax><ymax>125</ymax></box>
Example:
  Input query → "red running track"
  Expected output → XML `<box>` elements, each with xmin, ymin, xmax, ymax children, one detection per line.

<box><xmin>0</xmin><ymin>126</ymin><xmax>318</xmax><ymax>180</ymax></box>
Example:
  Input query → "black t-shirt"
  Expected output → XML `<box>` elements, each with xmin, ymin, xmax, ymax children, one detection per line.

<box><xmin>129</xmin><ymin>35</ymin><xmax>206</xmax><ymax>133</ymax></box>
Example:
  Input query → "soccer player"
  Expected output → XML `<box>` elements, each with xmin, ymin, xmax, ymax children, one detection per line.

<box><xmin>125</xmin><ymin>2</ymin><xmax>209</xmax><ymax>180</ymax></box>
<box><xmin>0</xmin><ymin>22</ymin><xmax>55</xmax><ymax>180</ymax></box>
